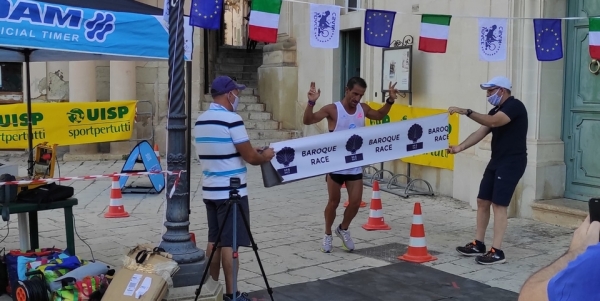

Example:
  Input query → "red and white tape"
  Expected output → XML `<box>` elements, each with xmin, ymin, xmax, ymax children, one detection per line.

<box><xmin>0</xmin><ymin>170</ymin><xmax>185</xmax><ymax>186</ymax></box>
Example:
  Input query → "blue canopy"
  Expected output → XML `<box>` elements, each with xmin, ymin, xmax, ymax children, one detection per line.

<box><xmin>0</xmin><ymin>0</ymin><xmax>194</xmax><ymax>62</ymax></box>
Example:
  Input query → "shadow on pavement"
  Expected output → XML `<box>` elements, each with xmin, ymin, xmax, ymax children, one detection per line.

<box><xmin>249</xmin><ymin>262</ymin><xmax>519</xmax><ymax>301</ymax></box>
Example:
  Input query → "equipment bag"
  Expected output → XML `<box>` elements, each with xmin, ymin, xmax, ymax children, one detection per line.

<box><xmin>17</xmin><ymin>183</ymin><xmax>74</xmax><ymax>205</ymax></box>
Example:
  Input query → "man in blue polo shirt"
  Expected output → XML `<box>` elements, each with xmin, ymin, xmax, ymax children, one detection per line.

<box><xmin>447</xmin><ymin>76</ymin><xmax>528</xmax><ymax>265</ymax></box>
<box><xmin>194</xmin><ymin>75</ymin><xmax>275</xmax><ymax>301</ymax></box>
<box><xmin>518</xmin><ymin>215</ymin><xmax>600</xmax><ymax>301</ymax></box>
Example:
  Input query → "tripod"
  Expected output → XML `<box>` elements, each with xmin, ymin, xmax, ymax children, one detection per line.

<box><xmin>195</xmin><ymin>177</ymin><xmax>274</xmax><ymax>301</ymax></box>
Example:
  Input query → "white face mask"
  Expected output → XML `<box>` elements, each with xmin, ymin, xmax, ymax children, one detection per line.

<box><xmin>229</xmin><ymin>92</ymin><xmax>240</xmax><ymax>111</ymax></box>
<box><xmin>487</xmin><ymin>90</ymin><xmax>502</xmax><ymax>106</ymax></box>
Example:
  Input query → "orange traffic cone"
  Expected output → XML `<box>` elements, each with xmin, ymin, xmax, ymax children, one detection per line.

<box><xmin>398</xmin><ymin>202</ymin><xmax>436</xmax><ymax>263</ymax></box>
<box><xmin>104</xmin><ymin>176</ymin><xmax>130</xmax><ymax>218</ymax></box>
<box><xmin>362</xmin><ymin>181</ymin><xmax>391</xmax><ymax>231</ymax></box>
<box><xmin>154</xmin><ymin>144</ymin><xmax>160</xmax><ymax>163</ymax></box>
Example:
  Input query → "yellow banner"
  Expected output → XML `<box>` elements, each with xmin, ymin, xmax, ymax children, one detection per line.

<box><xmin>365</xmin><ymin>102</ymin><xmax>459</xmax><ymax>170</ymax></box>
<box><xmin>0</xmin><ymin>101</ymin><xmax>137</xmax><ymax>149</ymax></box>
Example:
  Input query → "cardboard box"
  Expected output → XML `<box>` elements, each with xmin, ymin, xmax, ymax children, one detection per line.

<box><xmin>102</xmin><ymin>268</ymin><xmax>168</xmax><ymax>301</ymax></box>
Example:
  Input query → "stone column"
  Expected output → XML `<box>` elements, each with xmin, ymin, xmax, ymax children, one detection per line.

<box><xmin>109</xmin><ymin>61</ymin><xmax>137</xmax><ymax>157</ymax></box>
<box><xmin>65</xmin><ymin>61</ymin><xmax>98</xmax><ymax>158</ymax></box>
<box><xmin>45</xmin><ymin>62</ymin><xmax>69</xmax><ymax>102</ymax></box>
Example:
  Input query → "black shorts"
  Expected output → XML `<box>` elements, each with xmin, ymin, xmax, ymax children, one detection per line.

<box><xmin>477</xmin><ymin>160</ymin><xmax>527</xmax><ymax>207</ymax></box>
<box><xmin>204</xmin><ymin>196</ymin><xmax>251</xmax><ymax>248</ymax></box>
<box><xmin>326</xmin><ymin>173</ymin><xmax>363</xmax><ymax>186</ymax></box>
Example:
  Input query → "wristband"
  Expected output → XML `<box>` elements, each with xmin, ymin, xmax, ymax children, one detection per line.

<box><xmin>385</xmin><ymin>98</ymin><xmax>395</xmax><ymax>105</ymax></box>
<box><xmin>308</xmin><ymin>100</ymin><xmax>316</xmax><ymax>107</ymax></box>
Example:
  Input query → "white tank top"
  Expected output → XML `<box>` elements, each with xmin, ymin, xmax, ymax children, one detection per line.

<box><xmin>331</xmin><ymin>101</ymin><xmax>365</xmax><ymax>175</ymax></box>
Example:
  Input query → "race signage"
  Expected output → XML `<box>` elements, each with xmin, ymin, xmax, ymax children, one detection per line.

<box><xmin>0</xmin><ymin>101</ymin><xmax>137</xmax><ymax>149</ymax></box>
<box><xmin>269</xmin><ymin>113</ymin><xmax>449</xmax><ymax>183</ymax></box>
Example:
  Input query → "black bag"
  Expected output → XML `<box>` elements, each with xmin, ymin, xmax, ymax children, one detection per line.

<box><xmin>17</xmin><ymin>182</ymin><xmax>74</xmax><ymax>204</ymax></box>
<box><xmin>0</xmin><ymin>174</ymin><xmax>17</xmax><ymax>222</ymax></box>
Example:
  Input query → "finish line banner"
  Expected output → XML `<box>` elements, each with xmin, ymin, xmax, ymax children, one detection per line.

<box><xmin>269</xmin><ymin>113</ymin><xmax>449</xmax><ymax>183</ymax></box>
<box><xmin>366</xmin><ymin>102</ymin><xmax>459</xmax><ymax>170</ymax></box>
<box><xmin>0</xmin><ymin>101</ymin><xmax>137</xmax><ymax>149</ymax></box>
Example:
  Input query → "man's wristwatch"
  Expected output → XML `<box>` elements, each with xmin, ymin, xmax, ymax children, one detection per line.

<box><xmin>466</xmin><ymin>109</ymin><xmax>473</xmax><ymax>117</ymax></box>
<box><xmin>386</xmin><ymin>97</ymin><xmax>395</xmax><ymax>105</ymax></box>
<box><xmin>308</xmin><ymin>100</ymin><xmax>316</xmax><ymax>107</ymax></box>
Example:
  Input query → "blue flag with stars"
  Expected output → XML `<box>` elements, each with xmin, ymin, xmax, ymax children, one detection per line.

<box><xmin>189</xmin><ymin>0</ymin><xmax>223</xmax><ymax>30</ymax></box>
<box><xmin>364</xmin><ymin>9</ymin><xmax>396</xmax><ymax>48</ymax></box>
<box><xmin>533</xmin><ymin>18</ymin><xmax>563</xmax><ymax>61</ymax></box>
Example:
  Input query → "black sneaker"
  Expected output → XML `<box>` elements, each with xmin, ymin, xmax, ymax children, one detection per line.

<box><xmin>475</xmin><ymin>247</ymin><xmax>506</xmax><ymax>265</ymax></box>
<box><xmin>456</xmin><ymin>240</ymin><xmax>486</xmax><ymax>256</ymax></box>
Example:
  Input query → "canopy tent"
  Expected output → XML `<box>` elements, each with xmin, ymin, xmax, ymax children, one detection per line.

<box><xmin>0</xmin><ymin>0</ymin><xmax>194</xmax><ymax>176</ymax></box>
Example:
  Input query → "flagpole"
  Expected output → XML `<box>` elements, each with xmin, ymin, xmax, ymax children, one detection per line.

<box><xmin>160</xmin><ymin>0</ymin><xmax>206</xmax><ymax>287</ymax></box>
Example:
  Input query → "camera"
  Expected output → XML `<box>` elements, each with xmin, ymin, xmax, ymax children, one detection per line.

<box><xmin>230</xmin><ymin>177</ymin><xmax>241</xmax><ymax>189</ymax></box>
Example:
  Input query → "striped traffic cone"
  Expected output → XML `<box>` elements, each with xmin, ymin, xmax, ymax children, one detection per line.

<box><xmin>398</xmin><ymin>202</ymin><xmax>436</xmax><ymax>263</ymax></box>
<box><xmin>361</xmin><ymin>180</ymin><xmax>391</xmax><ymax>231</ymax></box>
<box><xmin>104</xmin><ymin>176</ymin><xmax>130</xmax><ymax>218</ymax></box>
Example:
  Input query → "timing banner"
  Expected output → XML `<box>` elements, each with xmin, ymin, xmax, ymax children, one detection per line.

<box><xmin>269</xmin><ymin>113</ymin><xmax>449</xmax><ymax>183</ymax></box>
<box><xmin>0</xmin><ymin>101</ymin><xmax>137</xmax><ymax>149</ymax></box>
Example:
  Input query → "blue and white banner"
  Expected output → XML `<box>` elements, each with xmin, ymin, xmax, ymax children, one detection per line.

<box><xmin>0</xmin><ymin>0</ymin><xmax>194</xmax><ymax>62</ymax></box>
<box><xmin>269</xmin><ymin>113</ymin><xmax>450</xmax><ymax>183</ymax></box>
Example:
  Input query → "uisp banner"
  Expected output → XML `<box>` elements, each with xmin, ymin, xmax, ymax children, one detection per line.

<box><xmin>365</xmin><ymin>102</ymin><xmax>459</xmax><ymax>170</ymax></box>
<box><xmin>269</xmin><ymin>113</ymin><xmax>449</xmax><ymax>183</ymax></box>
<box><xmin>0</xmin><ymin>101</ymin><xmax>137</xmax><ymax>149</ymax></box>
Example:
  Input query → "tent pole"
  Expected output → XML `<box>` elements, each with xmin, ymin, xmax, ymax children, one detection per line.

<box><xmin>24</xmin><ymin>49</ymin><xmax>33</xmax><ymax>178</ymax></box>
<box><xmin>159</xmin><ymin>0</ymin><xmax>206</xmax><ymax>287</ymax></box>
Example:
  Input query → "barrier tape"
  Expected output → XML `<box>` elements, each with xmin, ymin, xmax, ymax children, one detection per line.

<box><xmin>0</xmin><ymin>170</ymin><xmax>186</xmax><ymax>186</ymax></box>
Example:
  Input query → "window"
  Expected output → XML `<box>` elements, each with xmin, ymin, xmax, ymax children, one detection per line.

<box><xmin>0</xmin><ymin>63</ymin><xmax>22</xmax><ymax>92</ymax></box>
<box><xmin>346</xmin><ymin>0</ymin><xmax>359</xmax><ymax>12</ymax></box>
<box><xmin>0</xmin><ymin>62</ymin><xmax>24</xmax><ymax>104</ymax></box>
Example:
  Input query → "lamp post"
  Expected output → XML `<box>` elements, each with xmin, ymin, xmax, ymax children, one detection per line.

<box><xmin>159</xmin><ymin>0</ymin><xmax>206</xmax><ymax>287</ymax></box>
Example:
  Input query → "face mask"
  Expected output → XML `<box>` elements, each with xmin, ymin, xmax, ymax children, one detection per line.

<box><xmin>229</xmin><ymin>92</ymin><xmax>240</xmax><ymax>111</ymax></box>
<box><xmin>487</xmin><ymin>90</ymin><xmax>502</xmax><ymax>106</ymax></box>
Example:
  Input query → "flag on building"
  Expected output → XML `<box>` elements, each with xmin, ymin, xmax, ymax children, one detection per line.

<box><xmin>249</xmin><ymin>0</ymin><xmax>283</xmax><ymax>43</ymax></box>
<box><xmin>309</xmin><ymin>4</ymin><xmax>340</xmax><ymax>49</ymax></box>
<box><xmin>364</xmin><ymin>9</ymin><xmax>396</xmax><ymax>48</ymax></box>
<box><xmin>418</xmin><ymin>14</ymin><xmax>452</xmax><ymax>53</ymax></box>
<box><xmin>478</xmin><ymin>18</ymin><xmax>508</xmax><ymax>62</ymax></box>
<box><xmin>189</xmin><ymin>0</ymin><xmax>223</xmax><ymax>30</ymax></box>
<box><xmin>533</xmin><ymin>19</ymin><xmax>563</xmax><ymax>61</ymax></box>
<box><xmin>590</xmin><ymin>17</ymin><xmax>600</xmax><ymax>59</ymax></box>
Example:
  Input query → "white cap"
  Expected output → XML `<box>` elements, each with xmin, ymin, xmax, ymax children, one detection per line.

<box><xmin>480</xmin><ymin>76</ymin><xmax>512</xmax><ymax>90</ymax></box>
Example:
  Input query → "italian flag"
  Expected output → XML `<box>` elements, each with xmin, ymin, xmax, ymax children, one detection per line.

<box><xmin>418</xmin><ymin>14</ymin><xmax>452</xmax><ymax>53</ymax></box>
<box><xmin>590</xmin><ymin>18</ymin><xmax>600</xmax><ymax>59</ymax></box>
<box><xmin>249</xmin><ymin>0</ymin><xmax>282</xmax><ymax>43</ymax></box>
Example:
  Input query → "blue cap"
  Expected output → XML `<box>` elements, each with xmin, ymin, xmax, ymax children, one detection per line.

<box><xmin>210</xmin><ymin>76</ymin><xmax>246</xmax><ymax>96</ymax></box>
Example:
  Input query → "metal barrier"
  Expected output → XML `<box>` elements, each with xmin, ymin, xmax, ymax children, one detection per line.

<box><xmin>361</xmin><ymin>165</ymin><xmax>435</xmax><ymax>198</ymax></box>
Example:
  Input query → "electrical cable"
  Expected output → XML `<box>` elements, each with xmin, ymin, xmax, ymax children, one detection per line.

<box><xmin>17</xmin><ymin>276</ymin><xmax>50</xmax><ymax>301</ymax></box>
<box><xmin>73</xmin><ymin>214</ymin><xmax>95</xmax><ymax>263</ymax></box>
<box><xmin>0</xmin><ymin>222</ymin><xmax>9</xmax><ymax>244</ymax></box>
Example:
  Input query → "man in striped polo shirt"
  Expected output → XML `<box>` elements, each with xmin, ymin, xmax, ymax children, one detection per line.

<box><xmin>195</xmin><ymin>75</ymin><xmax>275</xmax><ymax>301</ymax></box>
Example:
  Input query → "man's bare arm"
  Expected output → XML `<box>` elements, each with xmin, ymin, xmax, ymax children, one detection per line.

<box><xmin>458</xmin><ymin>125</ymin><xmax>491</xmax><ymax>151</ymax></box>
<box><xmin>518</xmin><ymin>251</ymin><xmax>580</xmax><ymax>301</ymax></box>
<box><xmin>303</xmin><ymin>104</ymin><xmax>332</xmax><ymax>125</ymax></box>
<box><xmin>363</xmin><ymin>102</ymin><xmax>392</xmax><ymax>121</ymax></box>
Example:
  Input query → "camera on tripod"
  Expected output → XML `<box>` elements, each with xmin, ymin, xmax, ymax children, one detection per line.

<box><xmin>229</xmin><ymin>177</ymin><xmax>241</xmax><ymax>201</ymax></box>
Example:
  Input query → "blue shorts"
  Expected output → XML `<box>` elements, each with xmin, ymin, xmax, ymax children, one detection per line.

<box><xmin>477</xmin><ymin>159</ymin><xmax>526</xmax><ymax>207</ymax></box>
<box><xmin>204</xmin><ymin>196</ymin><xmax>251</xmax><ymax>248</ymax></box>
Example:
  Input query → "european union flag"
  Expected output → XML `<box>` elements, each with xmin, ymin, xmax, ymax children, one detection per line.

<box><xmin>533</xmin><ymin>18</ymin><xmax>563</xmax><ymax>61</ymax></box>
<box><xmin>364</xmin><ymin>9</ymin><xmax>396</xmax><ymax>48</ymax></box>
<box><xmin>189</xmin><ymin>0</ymin><xmax>223</xmax><ymax>30</ymax></box>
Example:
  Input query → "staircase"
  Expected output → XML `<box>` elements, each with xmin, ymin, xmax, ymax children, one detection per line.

<box><xmin>197</xmin><ymin>45</ymin><xmax>301</xmax><ymax>148</ymax></box>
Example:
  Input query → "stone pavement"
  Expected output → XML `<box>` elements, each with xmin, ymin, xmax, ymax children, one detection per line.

<box><xmin>0</xmin><ymin>155</ymin><xmax>576</xmax><ymax>300</ymax></box>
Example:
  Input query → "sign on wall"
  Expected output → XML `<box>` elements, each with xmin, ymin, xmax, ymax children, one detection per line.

<box><xmin>269</xmin><ymin>113</ymin><xmax>449</xmax><ymax>183</ymax></box>
<box><xmin>365</xmin><ymin>102</ymin><xmax>459</xmax><ymax>170</ymax></box>
<box><xmin>0</xmin><ymin>101</ymin><xmax>137</xmax><ymax>149</ymax></box>
<box><xmin>382</xmin><ymin>45</ymin><xmax>412</xmax><ymax>93</ymax></box>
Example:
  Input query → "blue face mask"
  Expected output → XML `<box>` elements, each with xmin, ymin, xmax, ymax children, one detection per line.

<box><xmin>487</xmin><ymin>90</ymin><xmax>502</xmax><ymax>106</ymax></box>
<box><xmin>229</xmin><ymin>92</ymin><xmax>240</xmax><ymax>111</ymax></box>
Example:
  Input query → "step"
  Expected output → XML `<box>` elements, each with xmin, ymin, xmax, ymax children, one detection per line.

<box><xmin>244</xmin><ymin>120</ymin><xmax>280</xmax><ymax>130</ymax></box>
<box><xmin>531</xmin><ymin>198</ymin><xmax>587</xmax><ymax>229</ymax></box>
<box><xmin>201</xmin><ymin>101</ymin><xmax>264</xmax><ymax>112</ymax></box>
<box><xmin>197</xmin><ymin>110</ymin><xmax>272</xmax><ymax>121</ymax></box>
<box><xmin>215</xmin><ymin>71</ymin><xmax>258</xmax><ymax>81</ymax></box>
<box><xmin>217</xmin><ymin>49</ymin><xmax>263</xmax><ymax>59</ymax></box>
<box><xmin>204</xmin><ymin>94</ymin><xmax>259</xmax><ymax>103</ymax></box>
<box><xmin>235</xmin><ymin>79</ymin><xmax>257</xmax><ymax>87</ymax></box>
<box><xmin>217</xmin><ymin>57</ymin><xmax>262</xmax><ymax>66</ymax></box>
<box><xmin>247</xmin><ymin>129</ymin><xmax>301</xmax><ymax>140</ymax></box>
<box><xmin>251</xmin><ymin>139</ymin><xmax>292</xmax><ymax>148</ymax></box>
